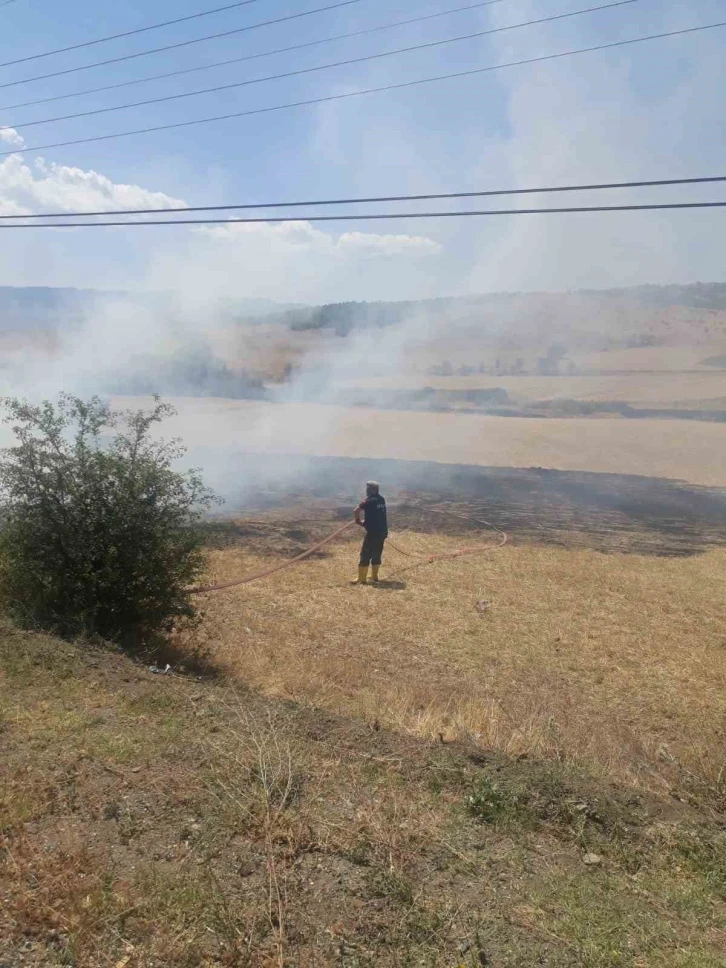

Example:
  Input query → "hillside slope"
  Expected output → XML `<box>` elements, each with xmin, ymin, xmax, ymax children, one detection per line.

<box><xmin>2</xmin><ymin>616</ymin><xmax>725</xmax><ymax>965</ymax></box>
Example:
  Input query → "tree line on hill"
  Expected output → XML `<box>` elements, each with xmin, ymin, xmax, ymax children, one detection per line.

<box><xmin>104</xmin><ymin>347</ymin><xmax>266</xmax><ymax>400</ymax></box>
<box><xmin>2</xmin><ymin>282</ymin><xmax>726</xmax><ymax>337</ymax></box>
<box><xmin>235</xmin><ymin>282</ymin><xmax>726</xmax><ymax>335</ymax></box>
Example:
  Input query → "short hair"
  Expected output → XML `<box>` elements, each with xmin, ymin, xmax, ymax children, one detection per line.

<box><xmin>366</xmin><ymin>480</ymin><xmax>380</xmax><ymax>493</ymax></box>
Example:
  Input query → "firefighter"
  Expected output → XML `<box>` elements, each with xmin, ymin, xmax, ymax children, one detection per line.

<box><xmin>352</xmin><ymin>481</ymin><xmax>388</xmax><ymax>585</ymax></box>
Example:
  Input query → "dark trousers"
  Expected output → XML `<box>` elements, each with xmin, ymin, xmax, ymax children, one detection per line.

<box><xmin>360</xmin><ymin>532</ymin><xmax>386</xmax><ymax>567</ymax></box>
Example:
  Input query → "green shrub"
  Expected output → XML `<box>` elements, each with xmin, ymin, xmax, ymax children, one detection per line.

<box><xmin>0</xmin><ymin>394</ymin><xmax>216</xmax><ymax>649</ymax></box>
<box><xmin>466</xmin><ymin>777</ymin><xmax>512</xmax><ymax>825</ymax></box>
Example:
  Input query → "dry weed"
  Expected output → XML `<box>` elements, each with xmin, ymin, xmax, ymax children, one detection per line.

<box><xmin>196</xmin><ymin>535</ymin><xmax>726</xmax><ymax>801</ymax></box>
<box><xmin>3</xmin><ymin>626</ymin><xmax>726</xmax><ymax>966</ymax></box>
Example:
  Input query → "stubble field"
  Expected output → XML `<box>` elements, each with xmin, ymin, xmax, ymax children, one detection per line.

<box><xmin>121</xmin><ymin>396</ymin><xmax>726</xmax><ymax>487</ymax></box>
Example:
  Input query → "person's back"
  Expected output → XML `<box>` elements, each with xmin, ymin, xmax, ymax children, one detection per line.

<box><xmin>361</xmin><ymin>491</ymin><xmax>388</xmax><ymax>538</ymax></box>
<box><xmin>353</xmin><ymin>481</ymin><xmax>388</xmax><ymax>584</ymax></box>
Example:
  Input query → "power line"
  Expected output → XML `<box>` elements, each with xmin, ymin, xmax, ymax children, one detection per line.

<box><xmin>0</xmin><ymin>0</ymin><xmax>509</xmax><ymax>113</ymax></box>
<box><xmin>0</xmin><ymin>0</ymin><xmax>266</xmax><ymax>69</ymax></box>
<box><xmin>4</xmin><ymin>176</ymin><xmax>725</xmax><ymax>221</ymax></box>
<box><xmin>0</xmin><ymin>0</ymin><xmax>366</xmax><ymax>93</ymax></box>
<box><xmin>2</xmin><ymin>21</ymin><xmax>723</xmax><ymax>158</ymax></box>
<box><xmin>1</xmin><ymin>0</ymin><xmax>638</xmax><ymax>131</ymax></box>
<box><xmin>2</xmin><ymin>202</ymin><xmax>725</xmax><ymax>228</ymax></box>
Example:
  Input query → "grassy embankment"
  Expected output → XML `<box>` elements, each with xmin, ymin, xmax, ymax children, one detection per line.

<box><xmin>3</xmin><ymin>526</ymin><xmax>725</xmax><ymax>966</ymax></box>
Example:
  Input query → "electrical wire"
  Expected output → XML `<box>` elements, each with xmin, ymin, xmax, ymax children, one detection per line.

<box><xmin>3</xmin><ymin>175</ymin><xmax>725</xmax><ymax>221</ymax></box>
<box><xmin>2</xmin><ymin>20</ymin><xmax>723</xmax><ymax>158</ymax></box>
<box><xmin>0</xmin><ymin>0</ymin><xmax>367</xmax><ymax>92</ymax></box>
<box><xmin>2</xmin><ymin>201</ymin><xmax>725</xmax><ymax>228</ymax></box>
<box><xmin>0</xmin><ymin>0</ymin><xmax>510</xmax><ymax>113</ymax></box>
<box><xmin>0</xmin><ymin>0</ymin><xmax>267</xmax><ymax>69</ymax></box>
<box><xmin>1</xmin><ymin>0</ymin><xmax>638</xmax><ymax>131</ymax></box>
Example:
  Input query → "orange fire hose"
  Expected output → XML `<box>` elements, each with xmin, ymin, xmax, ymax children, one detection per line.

<box><xmin>386</xmin><ymin>504</ymin><xmax>508</xmax><ymax>575</ymax></box>
<box><xmin>187</xmin><ymin>519</ymin><xmax>356</xmax><ymax>594</ymax></box>
<box><xmin>187</xmin><ymin>503</ymin><xmax>507</xmax><ymax>595</ymax></box>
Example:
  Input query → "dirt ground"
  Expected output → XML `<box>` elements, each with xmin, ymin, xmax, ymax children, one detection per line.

<box><xmin>2</xmin><ymin>624</ymin><xmax>725</xmax><ymax>967</ymax></box>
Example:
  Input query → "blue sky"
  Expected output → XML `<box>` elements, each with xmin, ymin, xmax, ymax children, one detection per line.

<box><xmin>0</xmin><ymin>0</ymin><xmax>724</xmax><ymax>300</ymax></box>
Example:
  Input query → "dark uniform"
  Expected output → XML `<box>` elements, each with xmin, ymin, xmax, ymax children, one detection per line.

<box><xmin>358</xmin><ymin>493</ymin><xmax>388</xmax><ymax>567</ymax></box>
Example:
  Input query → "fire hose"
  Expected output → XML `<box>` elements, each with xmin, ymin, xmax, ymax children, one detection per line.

<box><xmin>187</xmin><ymin>503</ymin><xmax>507</xmax><ymax>595</ymax></box>
<box><xmin>386</xmin><ymin>504</ymin><xmax>508</xmax><ymax>575</ymax></box>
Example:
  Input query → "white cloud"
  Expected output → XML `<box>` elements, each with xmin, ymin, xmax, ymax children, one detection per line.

<box><xmin>0</xmin><ymin>127</ymin><xmax>24</xmax><ymax>148</ymax></box>
<box><xmin>148</xmin><ymin>218</ymin><xmax>441</xmax><ymax>302</ymax></box>
<box><xmin>336</xmin><ymin>230</ymin><xmax>440</xmax><ymax>257</ymax></box>
<box><xmin>0</xmin><ymin>148</ymin><xmax>441</xmax><ymax>300</ymax></box>
<box><xmin>200</xmin><ymin>219</ymin><xmax>439</xmax><ymax>257</ymax></box>
<box><xmin>0</xmin><ymin>153</ymin><xmax>186</xmax><ymax>217</ymax></box>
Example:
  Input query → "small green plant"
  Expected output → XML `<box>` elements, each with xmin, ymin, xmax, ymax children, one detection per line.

<box><xmin>347</xmin><ymin>839</ymin><xmax>372</xmax><ymax>867</ymax></box>
<box><xmin>366</xmin><ymin>868</ymin><xmax>415</xmax><ymax>905</ymax></box>
<box><xmin>466</xmin><ymin>777</ymin><xmax>511</xmax><ymax>825</ymax></box>
<box><xmin>0</xmin><ymin>394</ymin><xmax>216</xmax><ymax>650</ymax></box>
<box><xmin>672</xmin><ymin>827</ymin><xmax>726</xmax><ymax>900</ymax></box>
<box><xmin>102</xmin><ymin>800</ymin><xmax>121</xmax><ymax>821</ymax></box>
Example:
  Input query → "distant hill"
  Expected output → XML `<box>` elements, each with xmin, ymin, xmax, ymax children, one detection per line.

<box><xmin>0</xmin><ymin>287</ymin><xmax>293</xmax><ymax>332</ymax></box>
<box><xmin>2</xmin><ymin>282</ymin><xmax>725</xmax><ymax>336</ymax></box>
<box><xmin>3</xmin><ymin>282</ymin><xmax>725</xmax><ymax>395</ymax></box>
<box><xmin>0</xmin><ymin>287</ymin><xmax>162</xmax><ymax>332</ymax></box>
<box><xmin>241</xmin><ymin>283</ymin><xmax>726</xmax><ymax>335</ymax></box>
<box><xmin>593</xmin><ymin>282</ymin><xmax>726</xmax><ymax>311</ymax></box>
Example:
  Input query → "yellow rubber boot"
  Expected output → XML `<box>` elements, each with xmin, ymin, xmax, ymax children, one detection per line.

<box><xmin>370</xmin><ymin>565</ymin><xmax>380</xmax><ymax>583</ymax></box>
<box><xmin>352</xmin><ymin>566</ymin><xmax>368</xmax><ymax>585</ymax></box>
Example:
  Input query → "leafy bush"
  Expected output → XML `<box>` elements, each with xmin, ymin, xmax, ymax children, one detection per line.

<box><xmin>0</xmin><ymin>394</ymin><xmax>216</xmax><ymax>649</ymax></box>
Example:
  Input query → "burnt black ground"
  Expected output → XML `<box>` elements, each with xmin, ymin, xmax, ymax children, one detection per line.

<box><xmin>197</xmin><ymin>452</ymin><xmax>726</xmax><ymax>558</ymax></box>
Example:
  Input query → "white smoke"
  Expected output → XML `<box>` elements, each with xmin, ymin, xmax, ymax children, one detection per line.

<box><xmin>1</xmin><ymin>0</ymin><xmax>724</xmax><ymax>497</ymax></box>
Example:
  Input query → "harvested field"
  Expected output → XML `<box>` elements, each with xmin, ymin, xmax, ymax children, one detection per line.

<box><xmin>576</xmin><ymin>343</ymin><xmax>726</xmax><ymax>372</ymax></box>
<box><xmin>335</xmin><ymin>371</ymin><xmax>726</xmax><ymax>410</ymax></box>
<box><xmin>120</xmin><ymin>397</ymin><xmax>726</xmax><ymax>487</ymax></box>
<box><xmin>192</xmin><ymin>517</ymin><xmax>726</xmax><ymax>802</ymax></box>
<box><xmin>3</xmin><ymin>446</ymin><xmax>726</xmax><ymax>967</ymax></box>
<box><xmin>189</xmin><ymin>459</ymin><xmax>726</xmax><ymax>800</ymax></box>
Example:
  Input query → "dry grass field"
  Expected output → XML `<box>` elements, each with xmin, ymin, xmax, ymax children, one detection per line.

<box><xmin>2</xmin><ymin>632</ymin><xmax>725</xmax><ymax>968</ymax></box>
<box><xmin>334</xmin><ymin>371</ymin><xmax>726</xmax><ymax>409</ymax></box>
<box><xmin>3</xmin><ymin>480</ymin><xmax>726</xmax><ymax>965</ymax></box>
<box><xmin>4</xmin><ymin>292</ymin><xmax>726</xmax><ymax>965</ymax></box>
<box><xmin>364</xmin><ymin>310</ymin><xmax>726</xmax><ymax>376</ymax></box>
<box><xmin>192</xmin><ymin>530</ymin><xmax>726</xmax><ymax>803</ymax></box>
<box><xmin>574</xmin><ymin>344</ymin><xmax>726</xmax><ymax>373</ymax></box>
<box><xmin>5</xmin><ymin>291</ymin><xmax>726</xmax><ymax>963</ymax></box>
<box><xmin>6</xmin><ymin>511</ymin><xmax>726</xmax><ymax>965</ymax></box>
<box><xmin>134</xmin><ymin>398</ymin><xmax>726</xmax><ymax>487</ymax></box>
<box><xmin>399</xmin><ymin>343</ymin><xmax>726</xmax><ymax>378</ymax></box>
<box><xmin>219</xmin><ymin>302</ymin><xmax>726</xmax><ymax>414</ymax></box>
